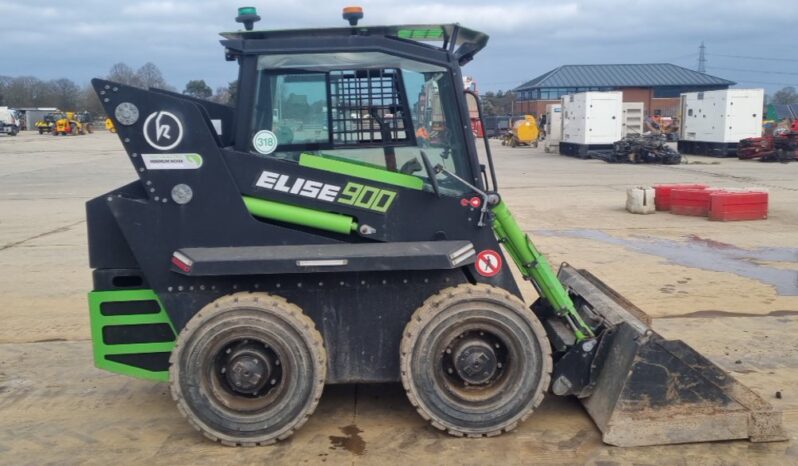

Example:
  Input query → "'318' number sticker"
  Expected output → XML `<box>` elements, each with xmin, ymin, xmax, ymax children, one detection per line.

<box><xmin>253</xmin><ymin>130</ymin><xmax>278</xmax><ymax>155</ymax></box>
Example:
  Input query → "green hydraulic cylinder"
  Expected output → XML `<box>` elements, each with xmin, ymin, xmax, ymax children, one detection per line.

<box><xmin>242</xmin><ymin>196</ymin><xmax>358</xmax><ymax>235</ymax></box>
<box><xmin>491</xmin><ymin>201</ymin><xmax>593</xmax><ymax>340</ymax></box>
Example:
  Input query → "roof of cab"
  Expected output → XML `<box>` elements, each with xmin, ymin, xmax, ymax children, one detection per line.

<box><xmin>220</xmin><ymin>24</ymin><xmax>489</xmax><ymax>62</ymax></box>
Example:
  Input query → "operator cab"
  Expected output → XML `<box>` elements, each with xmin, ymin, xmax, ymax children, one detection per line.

<box><xmin>221</xmin><ymin>9</ymin><xmax>491</xmax><ymax>197</ymax></box>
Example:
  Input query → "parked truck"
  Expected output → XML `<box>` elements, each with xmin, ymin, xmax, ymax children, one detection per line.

<box><xmin>0</xmin><ymin>107</ymin><xmax>20</xmax><ymax>136</ymax></box>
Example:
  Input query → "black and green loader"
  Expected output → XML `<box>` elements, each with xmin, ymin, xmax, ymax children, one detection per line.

<box><xmin>86</xmin><ymin>6</ymin><xmax>786</xmax><ymax>447</ymax></box>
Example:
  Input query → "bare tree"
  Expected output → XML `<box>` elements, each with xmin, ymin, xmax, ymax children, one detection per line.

<box><xmin>80</xmin><ymin>84</ymin><xmax>105</xmax><ymax>116</ymax></box>
<box><xmin>211</xmin><ymin>86</ymin><xmax>231</xmax><ymax>105</ymax></box>
<box><xmin>771</xmin><ymin>87</ymin><xmax>798</xmax><ymax>105</ymax></box>
<box><xmin>3</xmin><ymin>76</ymin><xmax>56</xmax><ymax>107</ymax></box>
<box><xmin>136</xmin><ymin>62</ymin><xmax>168</xmax><ymax>90</ymax></box>
<box><xmin>49</xmin><ymin>78</ymin><xmax>80</xmax><ymax>110</ymax></box>
<box><xmin>107</xmin><ymin>63</ymin><xmax>139</xmax><ymax>86</ymax></box>
<box><xmin>0</xmin><ymin>75</ymin><xmax>10</xmax><ymax>105</ymax></box>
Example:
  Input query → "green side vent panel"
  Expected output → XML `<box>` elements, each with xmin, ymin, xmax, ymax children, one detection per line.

<box><xmin>88</xmin><ymin>289</ymin><xmax>176</xmax><ymax>381</ymax></box>
<box><xmin>397</xmin><ymin>27</ymin><xmax>444</xmax><ymax>40</ymax></box>
<box><xmin>299</xmin><ymin>153</ymin><xmax>424</xmax><ymax>190</ymax></box>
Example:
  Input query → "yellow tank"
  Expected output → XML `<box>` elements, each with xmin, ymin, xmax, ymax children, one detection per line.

<box><xmin>513</xmin><ymin>115</ymin><xmax>539</xmax><ymax>144</ymax></box>
<box><xmin>501</xmin><ymin>115</ymin><xmax>540</xmax><ymax>147</ymax></box>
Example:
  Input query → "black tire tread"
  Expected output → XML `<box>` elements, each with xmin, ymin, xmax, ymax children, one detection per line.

<box><xmin>169</xmin><ymin>292</ymin><xmax>326</xmax><ymax>447</ymax></box>
<box><xmin>399</xmin><ymin>283</ymin><xmax>552</xmax><ymax>438</ymax></box>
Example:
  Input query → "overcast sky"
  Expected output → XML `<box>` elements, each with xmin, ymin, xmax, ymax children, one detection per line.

<box><xmin>2</xmin><ymin>0</ymin><xmax>797</xmax><ymax>94</ymax></box>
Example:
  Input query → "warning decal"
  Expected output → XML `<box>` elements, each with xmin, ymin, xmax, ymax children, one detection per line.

<box><xmin>475</xmin><ymin>250</ymin><xmax>502</xmax><ymax>277</ymax></box>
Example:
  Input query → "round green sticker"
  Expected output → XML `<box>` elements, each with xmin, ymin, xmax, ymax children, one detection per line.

<box><xmin>253</xmin><ymin>130</ymin><xmax>278</xmax><ymax>155</ymax></box>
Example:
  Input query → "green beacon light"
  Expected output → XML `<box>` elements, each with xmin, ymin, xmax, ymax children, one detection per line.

<box><xmin>235</xmin><ymin>6</ymin><xmax>261</xmax><ymax>31</ymax></box>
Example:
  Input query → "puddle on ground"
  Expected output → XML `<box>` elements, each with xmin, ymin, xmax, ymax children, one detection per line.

<box><xmin>329</xmin><ymin>424</ymin><xmax>366</xmax><ymax>455</ymax></box>
<box><xmin>535</xmin><ymin>229</ymin><xmax>798</xmax><ymax>296</ymax></box>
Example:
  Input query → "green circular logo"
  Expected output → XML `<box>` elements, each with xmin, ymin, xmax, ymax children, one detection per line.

<box><xmin>253</xmin><ymin>130</ymin><xmax>278</xmax><ymax>155</ymax></box>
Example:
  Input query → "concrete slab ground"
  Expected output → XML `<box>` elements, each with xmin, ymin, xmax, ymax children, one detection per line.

<box><xmin>1</xmin><ymin>131</ymin><xmax>797</xmax><ymax>465</ymax></box>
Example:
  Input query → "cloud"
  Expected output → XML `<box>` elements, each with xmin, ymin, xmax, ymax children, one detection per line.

<box><xmin>0</xmin><ymin>0</ymin><xmax>797</xmax><ymax>93</ymax></box>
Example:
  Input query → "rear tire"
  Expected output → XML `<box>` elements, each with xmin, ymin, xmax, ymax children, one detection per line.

<box><xmin>170</xmin><ymin>292</ymin><xmax>326</xmax><ymax>446</ymax></box>
<box><xmin>400</xmin><ymin>284</ymin><xmax>552</xmax><ymax>437</ymax></box>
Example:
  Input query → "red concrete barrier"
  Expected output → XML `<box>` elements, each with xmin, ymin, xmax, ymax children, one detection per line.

<box><xmin>670</xmin><ymin>188</ymin><xmax>724</xmax><ymax>217</ymax></box>
<box><xmin>709</xmin><ymin>191</ymin><xmax>768</xmax><ymax>221</ymax></box>
<box><xmin>653</xmin><ymin>184</ymin><xmax>708</xmax><ymax>211</ymax></box>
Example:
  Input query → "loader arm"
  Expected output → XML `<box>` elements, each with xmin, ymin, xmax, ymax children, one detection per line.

<box><xmin>490</xmin><ymin>201</ymin><xmax>593</xmax><ymax>340</ymax></box>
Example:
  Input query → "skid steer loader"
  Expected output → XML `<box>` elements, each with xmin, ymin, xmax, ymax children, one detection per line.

<box><xmin>85</xmin><ymin>6</ymin><xmax>785</xmax><ymax>447</ymax></box>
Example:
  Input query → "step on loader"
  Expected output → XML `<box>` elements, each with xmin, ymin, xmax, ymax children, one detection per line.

<box><xmin>85</xmin><ymin>6</ymin><xmax>786</xmax><ymax>447</ymax></box>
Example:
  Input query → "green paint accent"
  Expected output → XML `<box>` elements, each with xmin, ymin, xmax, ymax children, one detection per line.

<box><xmin>491</xmin><ymin>202</ymin><xmax>594</xmax><ymax>340</ymax></box>
<box><xmin>299</xmin><ymin>153</ymin><xmax>423</xmax><ymax>190</ymax></box>
<box><xmin>335</xmin><ymin>181</ymin><xmax>398</xmax><ymax>213</ymax></box>
<box><xmin>243</xmin><ymin>196</ymin><xmax>357</xmax><ymax>234</ymax></box>
<box><xmin>238</xmin><ymin>6</ymin><xmax>257</xmax><ymax>15</ymax></box>
<box><xmin>89</xmin><ymin>289</ymin><xmax>176</xmax><ymax>381</ymax></box>
<box><xmin>397</xmin><ymin>27</ymin><xmax>444</xmax><ymax>40</ymax></box>
<box><xmin>186</xmin><ymin>153</ymin><xmax>203</xmax><ymax>167</ymax></box>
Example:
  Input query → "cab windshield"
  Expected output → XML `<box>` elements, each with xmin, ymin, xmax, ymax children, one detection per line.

<box><xmin>250</xmin><ymin>52</ymin><xmax>472</xmax><ymax>195</ymax></box>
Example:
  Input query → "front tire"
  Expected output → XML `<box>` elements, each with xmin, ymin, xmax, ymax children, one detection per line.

<box><xmin>400</xmin><ymin>284</ymin><xmax>552</xmax><ymax>437</ymax></box>
<box><xmin>170</xmin><ymin>292</ymin><xmax>326</xmax><ymax>446</ymax></box>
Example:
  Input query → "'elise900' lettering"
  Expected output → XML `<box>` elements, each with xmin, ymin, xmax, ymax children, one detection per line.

<box><xmin>255</xmin><ymin>170</ymin><xmax>397</xmax><ymax>213</ymax></box>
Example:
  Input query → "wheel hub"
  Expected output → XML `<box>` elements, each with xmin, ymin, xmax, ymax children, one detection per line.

<box><xmin>452</xmin><ymin>338</ymin><xmax>498</xmax><ymax>385</ymax></box>
<box><xmin>223</xmin><ymin>344</ymin><xmax>275</xmax><ymax>395</ymax></box>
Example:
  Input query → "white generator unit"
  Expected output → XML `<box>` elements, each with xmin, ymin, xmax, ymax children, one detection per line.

<box><xmin>559</xmin><ymin>91</ymin><xmax>623</xmax><ymax>157</ymax></box>
<box><xmin>622</xmin><ymin>102</ymin><xmax>644</xmax><ymax>137</ymax></box>
<box><xmin>678</xmin><ymin>88</ymin><xmax>764</xmax><ymax>157</ymax></box>
<box><xmin>543</xmin><ymin>103</ymin><xmax>562</xmax><ymax>153</ymax></box>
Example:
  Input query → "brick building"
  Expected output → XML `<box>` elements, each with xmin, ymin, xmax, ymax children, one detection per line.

<box><xmin>513</xmin><ymin>64</ymin><xmax>734</xmax><ymax>117</ymax></box>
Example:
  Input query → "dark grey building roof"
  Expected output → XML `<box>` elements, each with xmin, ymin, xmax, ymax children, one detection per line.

<box><xmin>515</xmin><ymin>64</ymin><xmax>735</xmax><ymax>90</ymax></box>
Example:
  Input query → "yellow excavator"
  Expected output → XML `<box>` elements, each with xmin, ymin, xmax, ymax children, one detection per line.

<box><xmin>501</xmin><ymin>115</ymin><xmax>540</xmax><ymax>147</ymax></box>
<box><xmin>53</xmin><ymin>111</ymin><xmax>93</xmax><ymax>136</ymax></box>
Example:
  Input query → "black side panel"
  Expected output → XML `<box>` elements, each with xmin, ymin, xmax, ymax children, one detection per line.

<box><xmin>149</xmin><ymin>88</ymin><xmax>236</xmax><ymax>147</ymax></box>
<box><xmin>86</xmin><ymin>181</ymin><xmax>145</xmax><ymax>270</ymax></box>
<box><xmin>92</xmin><ymin>79</ymin><xmax>340</xmax><ymax>329</ymax></box>
<box><xmin>154</xmin><ymin>268</ymin><xmax>469</xmax><ymax>383</ymax></box>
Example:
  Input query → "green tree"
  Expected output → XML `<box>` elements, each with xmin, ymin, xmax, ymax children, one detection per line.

<box><xmin>183</xmin><ymin>79</ymin><xmax>213</xmax><ymax>99</ymax></box>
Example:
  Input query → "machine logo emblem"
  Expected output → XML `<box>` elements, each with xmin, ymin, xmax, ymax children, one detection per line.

<box><xmin>143</xmin><ymin>111</ymin><xmax>183</xmax><ymax>151</ymax></box>
<box><xmin>475</xmin><ymin>250</ymin><xmax>502</xmax><ymax>277</ymax></box>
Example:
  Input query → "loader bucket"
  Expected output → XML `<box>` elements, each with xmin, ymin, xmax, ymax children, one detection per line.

<box><xmin>556</xmin><ymin>264</ymin><xmax>787</xmax><ymax>447</ymax></box>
